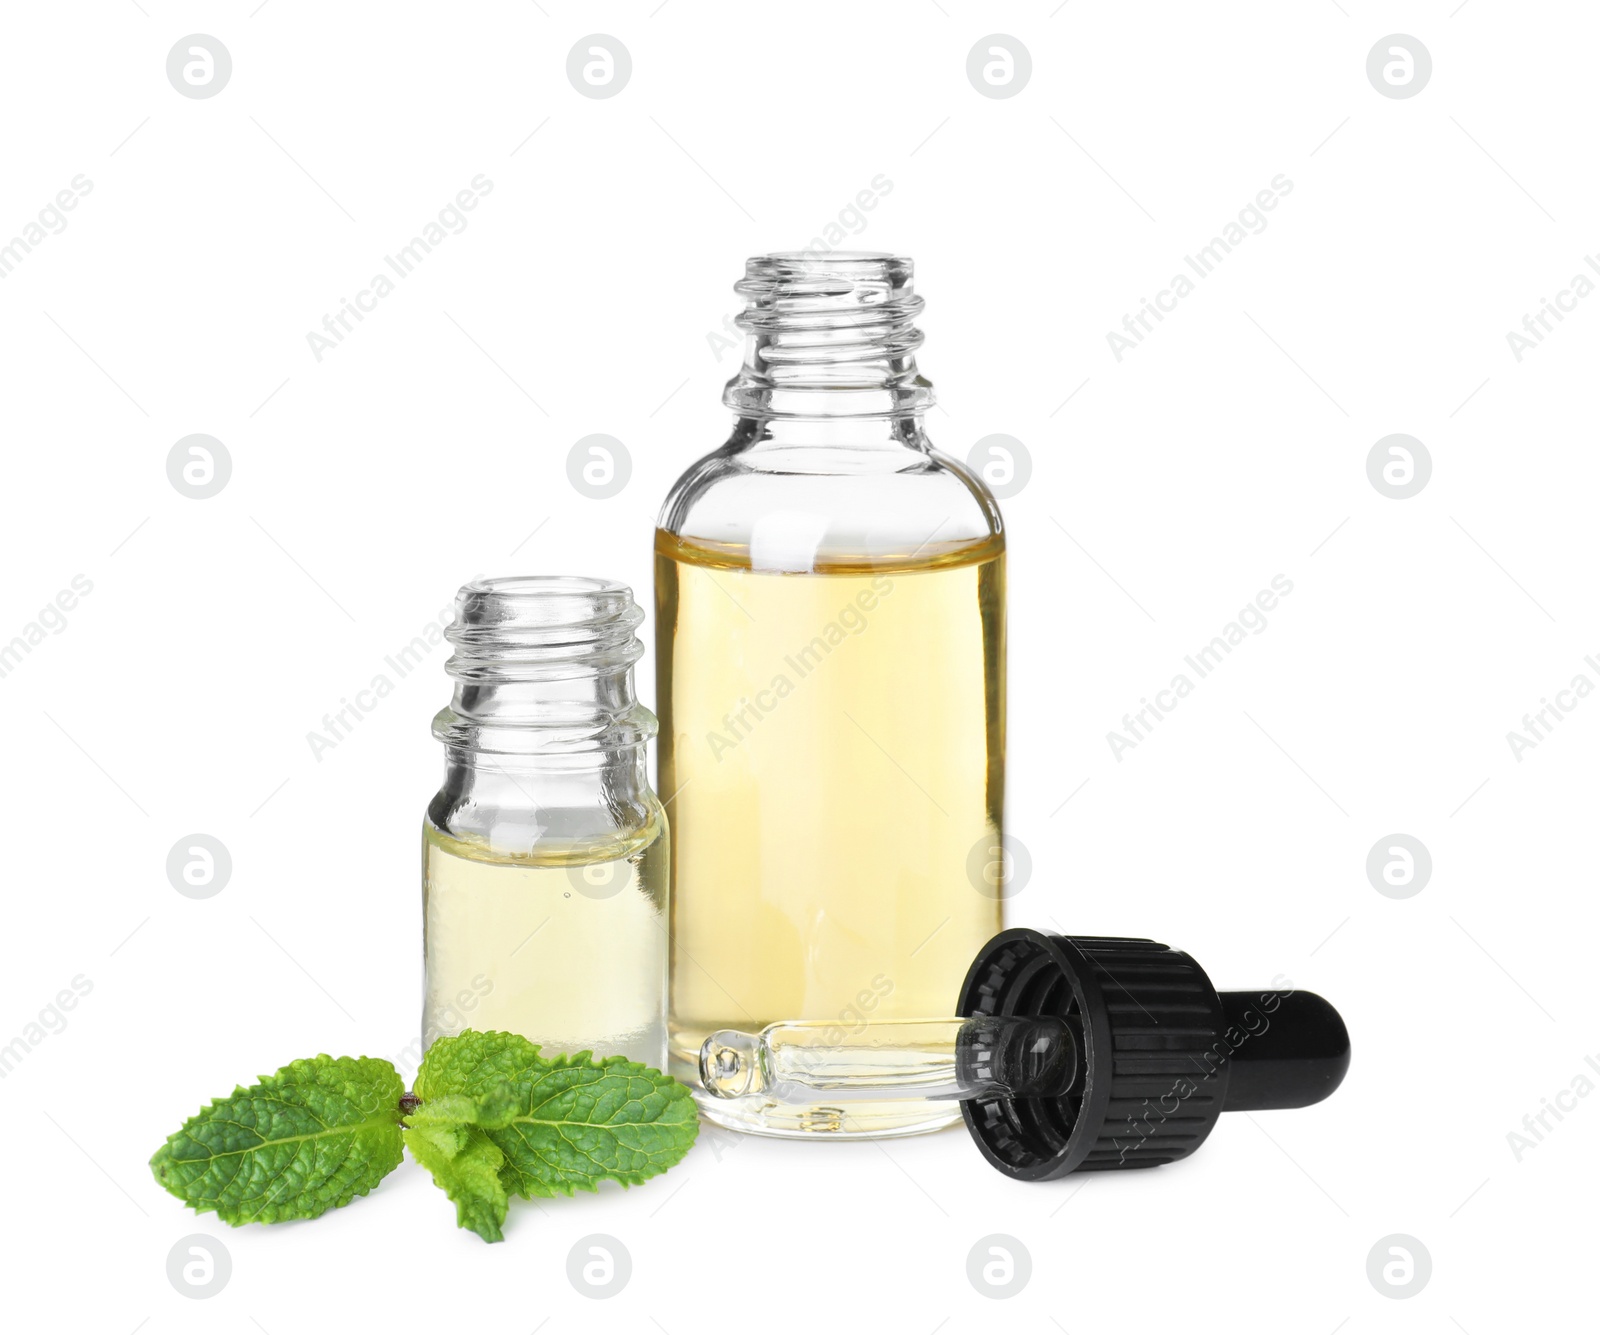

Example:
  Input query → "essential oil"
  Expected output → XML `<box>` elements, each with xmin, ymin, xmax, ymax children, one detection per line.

<box><xmin>656</xmin><ymin>254</ymin><xmax>1006</xmax><ymax>1136</ymax></box>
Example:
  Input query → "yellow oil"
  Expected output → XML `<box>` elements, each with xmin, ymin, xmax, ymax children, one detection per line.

<box><xmin>421</xmin><ymin>818</ymin><xmax>668</xmax><ymax>1066</ymax></box>
<box><xmin>655</xmin><ymin>529</ymin><xmax>1005</xmax><ymax>1136</ymax></box>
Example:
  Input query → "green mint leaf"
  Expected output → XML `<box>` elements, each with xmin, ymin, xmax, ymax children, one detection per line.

<box><xmin>150</xmin><ymin>1055</ymin><xmax>405</xmax><ymax>1226</ymax></box>
<box><xmin>490</xmin><ymin>1053</ymin><xmax>700</xmax><ymax>1199</ymax></box>
<box><xmin>408</xmin><ymin>1080</ymin><xmax>523</xmax><ymax>1132</ymax></box>
<box><xmin>401</xmin><ymin>1078</ymin><xmax>522</xmax><ymax>1242</ymax></box>
<box><xmin>403</xmin><ymin>1120</ymin><xmax>509</xmax><ymax>1243</ymax></box>
<box><xmin>415</xmin><ymin>1030</ymin><xmax>699</xmax><ymax>1203</ymax></box>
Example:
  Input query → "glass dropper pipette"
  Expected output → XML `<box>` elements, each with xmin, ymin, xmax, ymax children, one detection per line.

<box><xmin>697</xmin><ymin>930</ymin><xmax>1351</xmax><ymax>1181</ymax></box>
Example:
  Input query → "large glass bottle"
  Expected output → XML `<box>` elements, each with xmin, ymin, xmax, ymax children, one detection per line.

<box><xmin>422</xmin><ymin>576</ymin><xmax>667</xmax><ymax>1067</ymax></box>
<box><xmin>656</xmin><ymin>253</ymin><xmax>1006</xmax><ymax>1137</ymax></box>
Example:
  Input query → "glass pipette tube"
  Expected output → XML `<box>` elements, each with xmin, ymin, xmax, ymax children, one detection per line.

<box><xmin>700</xmin><ymin>1014</ymin><xmax>1078</xmax><ymax>1105</ymax></box>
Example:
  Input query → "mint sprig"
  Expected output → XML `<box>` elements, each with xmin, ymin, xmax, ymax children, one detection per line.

<box><xmin>415</xmin><ymin>1030</ymin><xmax>701</xmax><ymax>1225</ymax></box>
<box><xmin>150</xmin><ymin>1031</ymin><xmax>699</xmax><ymax>1243</ymax></box>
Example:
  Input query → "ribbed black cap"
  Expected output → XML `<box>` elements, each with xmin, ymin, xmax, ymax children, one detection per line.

<box><xmin>956</xmin><ymin>930</ymin><xmax>1233</xmax><ymax>1181</ymax></box>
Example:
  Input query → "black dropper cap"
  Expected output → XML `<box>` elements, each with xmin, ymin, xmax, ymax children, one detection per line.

<box><xmin>954</xmin><ymin>930</ymin><xmax>1350</xmax><ymax>1180</ymax></box>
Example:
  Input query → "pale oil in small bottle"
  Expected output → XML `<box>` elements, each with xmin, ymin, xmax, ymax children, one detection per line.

<box><xmin>422</xmin><ymin>577</ymin><xmax>667</xmax><ymax>1066</ymax></box>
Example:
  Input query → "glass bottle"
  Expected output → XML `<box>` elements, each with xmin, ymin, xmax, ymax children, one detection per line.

<box><xmin>656</xmin><ymin>252</ymin><xmax>1006</xmax><ymax>1138</ymax></box>
<box><xmin>422</xmin><ymin>576</ymin><xmax>667</xmax><ymax>1067</ymax></box>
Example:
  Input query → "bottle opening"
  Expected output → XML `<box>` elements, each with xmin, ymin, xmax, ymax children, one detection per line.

<box><xmin>444</xmin><ymin>575</ymin><xmax>646</xmax><ymax>686</ymax></box>
<box><xmin>725</xmin><ymin>251</ymin><xmax>932</xmax><ymax>418</ymax></box>
<box><xmin>744</xmin><ymin>249</ymin><xmax>907</xmax><ymax>273</ymax></box>
<box><xmin>433</xmin><ymin>575</ymin><xmax>655</xmax><ymax>753</ymax></box>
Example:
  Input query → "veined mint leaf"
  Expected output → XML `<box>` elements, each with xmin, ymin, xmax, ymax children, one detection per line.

<box><xmin>413</xmin><ymin>1028</ymin><xmax>555</xmax><ymax>1097</ymax></box>
<box><xmin>402</xmin><ymin>1078</ymin><xmax>523</xmax><ymax>1242</ymax></box>
<box><xmin>151</xmin><ymin>1055</ymin><xmax>405</xmax><ymax>1225</ymax></box>
<box><xmin>409</xmin><ymin>1080</ymin><xmax>523</xmax><ymax>1132</ymax></box>
<box><xmin>414</xmin><ymin>1031</ymin><xmax>699</xmax><ymax>1203</ymax></box>
<box><xmin>403</xmin><ymin>1119</ymin><xmax>509</xmax><ymax>1243</ymax></box>
<box><xmin>491</xmin><ymin>1052</ymin><xmax>700</xmax><ymax>1199</ymax></box>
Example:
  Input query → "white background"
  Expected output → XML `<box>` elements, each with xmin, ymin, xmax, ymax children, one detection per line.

<box><xmin>2</xmin><ymin>3</ymin><xmax>1595</xmax><ymax>1331</ymax></box>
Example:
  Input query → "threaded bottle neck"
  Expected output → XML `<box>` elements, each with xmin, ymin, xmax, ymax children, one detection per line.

<box><xmin>723</xmin><ymin>252</ymin><xmax>934</xmax><ymax>419</ymax></box>
<box><xmin>432</xmin><ymin>576</ymin><xmax>655</xmax><ymax>757</ymax></box>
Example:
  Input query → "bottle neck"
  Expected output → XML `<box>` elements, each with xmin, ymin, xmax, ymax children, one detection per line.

<box><xmin>430</xmin><ymin>577</ymin><xmax>657</xmax><ymax>848</ymax></box>
<box><xmin>431</xmin><ymin>576</ymin><xmax>656</xmax><ymax>763</ymax></box>
<box><xmin>723</xmin><ymin>252</ymin><xmax>934</xmax><ymax>422</ymax></box>
<box><xmin>437</xmin><ymin>747</ymin><xmax>653</xmax><ymax>822</ymax></box>
<box><xmin>726</xmin><ymin>412</ymin><xmax>933</xmax><ymax>454</ymax></box>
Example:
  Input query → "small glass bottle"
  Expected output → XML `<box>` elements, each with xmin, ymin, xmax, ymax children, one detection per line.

<box><xmin>422</xmin><ymin>576</ymin><xmax>667</xmax><ymax>1067</ymax></box>
<box><xmin>656</xmin><ymin>253</ymin><xmax>1006</xmax><ymax>1138</ymax></box>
